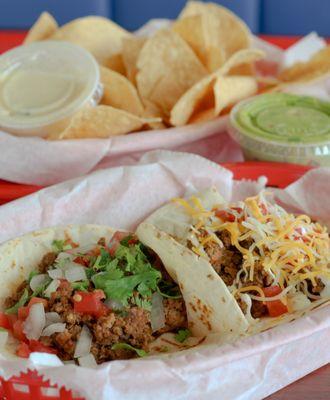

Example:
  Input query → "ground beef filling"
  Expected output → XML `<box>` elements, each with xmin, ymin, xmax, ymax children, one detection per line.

<box><xmin>203</xmin><ymin>230</ymin><xmax>268</xmax><ymax>318</ymax></box>
<box><xmin>40</xmin><ymin>281</ymin><xmax>187</xmax><ymax>363</ymax></box>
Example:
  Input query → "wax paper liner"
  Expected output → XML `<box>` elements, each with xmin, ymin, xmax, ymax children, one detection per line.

<box><xmin>0</xmin><ymin>20</ymin><xmax>327</xmax><ymax>186</ymax></box>
<box><xmin>0</xmin><ymin>150</ymin><xmax>328</xmax><ymax>400</ymax></box>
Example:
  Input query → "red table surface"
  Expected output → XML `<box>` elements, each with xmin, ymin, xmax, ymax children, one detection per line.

<box><xmin>0</xmin><ymin>31</ymin><xmax>329</xmax><ymax>399</ymax></box>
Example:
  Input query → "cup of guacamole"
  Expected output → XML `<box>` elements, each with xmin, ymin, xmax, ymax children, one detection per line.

<box><xmin>229</xmin><ymin>93</ymin><xmax>330</xmax><ymax>166</ymax></box>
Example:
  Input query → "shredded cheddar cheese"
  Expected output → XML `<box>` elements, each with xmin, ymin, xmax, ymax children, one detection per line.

<box><xmin>173</xmin><ymin>191</ymin><xmax>330</xmax><ymax>308</ymax></box>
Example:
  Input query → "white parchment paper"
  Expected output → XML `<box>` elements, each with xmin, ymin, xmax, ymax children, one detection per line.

<box><xmin>0</xmin><ymin>151</ymin><xmax>329</xmax><ymax>400</ymax></box>
<box><xmin>0</xmin><ymin>24</ymin><xmax>327</xmax><ymax>186</ymax></box>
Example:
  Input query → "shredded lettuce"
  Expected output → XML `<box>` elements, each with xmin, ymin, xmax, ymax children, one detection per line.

<box><xmin>71</xmin><ymin>281</ymin><xmax>90</xmax><ymax>291</ymax></box>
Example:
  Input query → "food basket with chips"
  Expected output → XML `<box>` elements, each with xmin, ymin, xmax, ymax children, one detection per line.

<box><xmin>0</xmin><ymin>1</ymin><xmax>329</xmax><ymax>185</ymax></box>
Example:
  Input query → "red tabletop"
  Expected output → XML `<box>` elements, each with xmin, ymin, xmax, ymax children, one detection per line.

<box><xmin>0</xmin><ymin>31</ymin><xmax>329</xmax><ymax>400</ymax></box>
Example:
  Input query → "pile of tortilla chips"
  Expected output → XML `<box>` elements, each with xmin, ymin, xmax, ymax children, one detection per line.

<box><xmin>23</xmin><ymin>1</ymin><xmax>330</xmax><ymax>140</ymax></box>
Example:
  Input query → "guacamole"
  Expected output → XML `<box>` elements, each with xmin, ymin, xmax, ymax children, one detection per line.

<box><xmin>229</xmin><ymin>93</ymin><xmax>330</xmax><ymax>166</ymax></box>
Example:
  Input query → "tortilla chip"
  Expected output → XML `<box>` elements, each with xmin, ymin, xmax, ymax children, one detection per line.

<box><xmin>100</xmin><ymin>66</ymin><xmax>144</xmax><ymax>116</ymax></box>
<box><xmin>105</xmin><ymin>53</ymin><xmax>126</xmax><ymax>75</ymax></box>
<box><xmin>136</xmin><ymin>29</ymin><xmax>207</xmax><ymax>116</ymax></box>
<box><xmin>170</xmin><ymin>49</ymin><xmax>264</xmax><ymax>126</ymax></box>
<box><xmin>170</xmin><ymin>74</ymin><xmax>215</xmax><ymax>126</ymax></box>
<box><xmin>172</xmin><ymin>15</ymin><xmax>226</xmax><ymax>72</ymax></box>
<box><xmin>178</xmin><ymin>1</ymin><xmax>251</xmax><ymax>70</ymax></box>
<box><xmin>50</xmin><ymin>106</ymin><xmax>159</xmax><ymax>139</ymax></box>
<box><xmin>122</xmin><ymin>37</ymin><xmax>146</xmax><ymax>84</ymax></box>
<box><xmin>278</xmin><ymin>46</ymin><xmax>330</xmax><ymax>83</ymax></box>
<box><xmin>189</xmin><ymin>108</ymin><xmax>215</xmax><ymax>124</ymax></box>
<box><xmin>214</xmin><ymin>76</ymin><xmax>258</xmax><ymax>115</ymax></box>
<box><xmin>50</xmin><ymin>16</ymin><xmax>132</xmax><ymax>66</ymax></box>
<box><xmin>24</xmin><ymin>12</ymin><xmax>58</xmax><ymax>44</ymax></box>
<box><xmin>142</xmin><ymin>100</ymin><xmax>167</xmax><ymax>130</ymax></box>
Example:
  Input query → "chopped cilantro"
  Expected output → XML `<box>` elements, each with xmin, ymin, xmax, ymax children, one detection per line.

<box><xmin>85</xmin><ymin>267</ymin><xmax>95</xmax><ymax>279</ymax></box>
<box><xmin>91</xmin><ymin>243</ymin><xmax>161</xmax><ymax>307</ymax></box>
<box><xmin>52</xmin><ymin>239</ymin><xmax>72</xmax><ymax>253</ymax></box>
<box><xmin>119</xmin><ymin>235</ymin><xmax>133</xmax><ymax>247</ymax></box>
<box><xmin>111</xmin><ymin>343</ymin><xmax>147</xmax><ymax>357</ymax></box>
<box><xmin>92</xmin><ymin>248</ymin><xmax>113</xmax><ymax>271</ymax></box>
<box><xmin>5</xmin><ymin>288</ymin><xmax>29</xmax><ymax>315</ymax></box>
<box><xmin>28</xmin><ymin>270</ymin><xmax>39</xmax><ymax>283</ymax></box>
<box><xmin>133</xmin><ymin>295</ymin><xmax>152</xmax><ymax>311</ymax></box>
<box><xmin>71</xmin><ymin>281</ymin><xmax>89</xmax><ymax>291</ymax></box>
<box><xmin>175</xmin><ymin>329</ymin><xmax>191</xmax><ymax>343</ymax></box>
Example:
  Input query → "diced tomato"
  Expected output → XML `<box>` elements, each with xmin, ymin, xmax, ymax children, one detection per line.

<box><xmin>29</xmin><ymin>340</ymin><xmax>57</xmax><ymax>354</ymax></box>
<box><xmin>18</xmin><ymin>306</ymin><xmax>29</xmax><ymax>320</ymax></box>
<box><xmin>108</xmin><ymin>231</ymin><xmax>130</xmax><ymax>255</ymax></box>
<box><xmin>0</xmin><ymin>312</ymin><xmax>11</xmax><ymax>330</ymax></box>
<box><xmin>7</xmin><ymin>314</ymin><xmax>18</xmax><ymax>329</ymax></box>
<box><xmin>12</xmin><ymin>320</ymin><xmax>27</xmax><ymax>342</ymax></box>
<box><xmin>73</xmin><ymin>255</ymin><xmax>90</xmax><ymax>267</ymax></box>
<box><xmin>231</xmin><ymin>207</ymin><xmax>243</xmax><ymax>214</ymax></box>
<box><xmin>259</xmin><ymin>203</ymin><xmax>268</xmax><ymax>216</ymax></box>
<box><xmin>263</xmin><ymin>286</ymin><xmax>288</xmax><ymax>317</ymax></box>
<box><xmin>16</xmin><ymin>342</ymin><xmax>31</xmax><ymax>358</ymax></box>
<box><xmin>28</xmin><ymin>297</ymin><xmax>48</xmax><ymax>310</ymax></box>
<box><xmin>73</xmin><ymin>290</ymin><xmax>107</xmax><ymax>318</ymax></box>
<box><xmin>215</xmin><ymin>209</ymin><xmax>236</xmax><ymax>222</ymax></box>
<box><xmin>65</xmin><ymin>238</ymin><xmax>79</xmax><ymax>248</ymax></box>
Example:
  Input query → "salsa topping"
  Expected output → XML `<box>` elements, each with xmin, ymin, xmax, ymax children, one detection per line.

<box><xmin>3</xmin><ymin>232</ymin><xmax>188</xmax><ymax>364</ymax></box>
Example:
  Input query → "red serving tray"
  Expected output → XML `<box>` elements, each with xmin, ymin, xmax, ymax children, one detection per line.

<box><xmin>0</xmin><ymin>31</ymin><xmax>318</xmax><ymax>400</ymax></box>
<box><xmin>0</xmin><ymin>162</ymin><xmax>313</xmax><ymax>205</ymax></box>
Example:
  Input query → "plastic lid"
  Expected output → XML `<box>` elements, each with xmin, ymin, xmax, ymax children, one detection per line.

<box><xmin>231</xmin><ymin>93</ymin><xmax>330</xmax><ymax>145</ymax></box>
<box><xmin>0</xmin><ymin>41</ymin><xmax>100</xmax><ymax>132</ymax></box>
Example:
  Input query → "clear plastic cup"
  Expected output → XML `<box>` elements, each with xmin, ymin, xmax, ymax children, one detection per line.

<box><xmin>0</xmin><ymin>41</ymin><xmax>103</xmax><ymax>137</ymax></box>
<box><xmin>228</xmin><ymin>93</ymin><xmax>330</xmax><ymax>166</ymax></box>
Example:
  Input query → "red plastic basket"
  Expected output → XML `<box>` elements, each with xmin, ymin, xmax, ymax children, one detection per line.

<box><xmin>0</xmin><ymin>161</ymin><xmax>313</xmax><ymax>399</ymax></box>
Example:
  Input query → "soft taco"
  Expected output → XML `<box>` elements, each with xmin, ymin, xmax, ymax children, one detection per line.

<box><xmin>0</xmin><ymin>224</ymin><xmax>204</xmax><ymax>365</ymax></box>
<box><xmin>137</xmin><ymin>188</ymin><xmax>330</xmax><ymax>336</ymax></box>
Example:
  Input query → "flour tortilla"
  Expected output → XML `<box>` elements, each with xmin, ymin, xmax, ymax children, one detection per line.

<box><xmin>0</xmin><ymin>224</ymin><xmax>209</xmax><ymax>358</ymax></box>
<box><xmin>137</xmin><ymin>188</ymin><xmax>330</xmax><ymax>337</ymax></box>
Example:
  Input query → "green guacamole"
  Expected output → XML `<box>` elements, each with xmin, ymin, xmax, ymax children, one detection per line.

<box><xmin>234</xmin><ymin>93</ymin><xmax>330</xmax><ymax>144</ymax></box>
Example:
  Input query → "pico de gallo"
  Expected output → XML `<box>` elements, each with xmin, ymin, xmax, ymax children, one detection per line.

<box><xmin>1</xmin><ymin>232</ymin><xmax>188</xmax><ymax>365</ymax></box>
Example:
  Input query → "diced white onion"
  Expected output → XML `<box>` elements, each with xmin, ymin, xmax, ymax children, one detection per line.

<box><xmin>30</xmin><ymin>274</ymin><xmax>49</xmax><ymax>292</ymax></box>
<box><xmin>56</xmin><ymin>252</ymin><xmax>75</xmax><ymax>262</ymax></box>
<box><xmin>23</xmin><ymin>303</ymin><xmax>46</xmax><ymax>340</ymax></box>
<box><xmin>78</xmin><ymin>353</ymin><xmax>97</xmax><ymax>368</ymax></box>
<box><xmin>74</xmin><ymin>325</ymin><xmax>92</xmax><ymax>358</ymax></box>
<box><xmin>104</xmin><ymin>298</ymin><xmax>124</xmax><ymax>311</ymax></box>
<box><xmin>287</xmin><ymin>292</ymin><xmax>311</xmax><ymax>313</ymax></box>
<box><xmin>48</xmin><ymin>269</ymin><xmax>64</xmax><ymax>280</ymax></box>
<box><xmin>67</xmin><ymin>244</ymin><xmax>95</xmax><ymax>255</ymax></box>
<box><xmin>45</xmin><ymin>312</ymin><xmax>62</xmax><ymax>326</ymax></box>
<box><xmin>150</xmin><ymin>292</ymin><xmax>166</xmax><ymax>332</ymax></box>
<box><xmin>44</xmin><ymin>279</ymin><xmax>60</xmax><ymax>298</ymax></box>
<box><xmin>64</xmin><ymin>264</ymin><xmax>87</xmax><ymax>282</ymax></box>
<box><xmin>42</xmin><ymin>323</ymin><xmax>66</xmax><ymax>337</ymax></box>
<box><xmin>0</xmin><ymin>330</ymin><xmax>8</xmax><ymax>348</ymax></box>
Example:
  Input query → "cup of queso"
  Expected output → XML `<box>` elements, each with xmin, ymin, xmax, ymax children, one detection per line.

<box><xmin>0</xmin><ymin>41</ymin><xmax>102</xmax><ymax>137</ymax></box>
